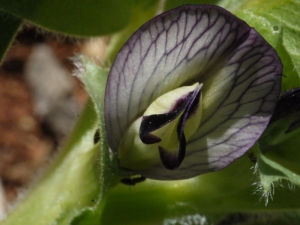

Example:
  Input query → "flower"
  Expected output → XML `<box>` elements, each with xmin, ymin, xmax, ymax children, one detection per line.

<box><xmin>104</xmin><ymin>5</ymin><xmax>282</xmax><ymax>180</ymax></box>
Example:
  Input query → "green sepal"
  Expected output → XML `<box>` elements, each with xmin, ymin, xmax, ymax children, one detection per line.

<box><xmin>77</xmin><ymin>56</ymin><xmax>120</xmax><ymax>185</ymax></box>
<box><xmin>256</xmin><ymin>134</ymin><xmax>300</xmax><ymax>204</ymax></box>
<box><xmin>70</xmin><ymin>56</ymin><xmax>122</xmax><ymax>224</ymax></box>
<box><xmin>259</xmin><ymin>116</ymin><xmax>300</xmax><ymax>150</ymax></box>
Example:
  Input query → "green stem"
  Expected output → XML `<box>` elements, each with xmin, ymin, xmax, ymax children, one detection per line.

<box><xmin>1</xmin><ymin>99</ymin><xmax>101</xmax><ymax>225</ymax></box>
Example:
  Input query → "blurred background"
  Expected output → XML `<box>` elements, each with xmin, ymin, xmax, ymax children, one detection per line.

<box><xmin>0</xmin><ymin>25</ymin><xmax>107</xmax><ymax>210</ymax></box>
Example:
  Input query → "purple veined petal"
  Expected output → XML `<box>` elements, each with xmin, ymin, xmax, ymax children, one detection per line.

<box><xmin>105</xmin><ymin>5</ymin><xmax>282</xmax><ymax>180</ymax></box>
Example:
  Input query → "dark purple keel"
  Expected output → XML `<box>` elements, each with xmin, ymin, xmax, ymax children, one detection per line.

<box><xmin>140</xmin><ymin>85</ymin><xmax>201</xmax><ymax>169</ymax></box>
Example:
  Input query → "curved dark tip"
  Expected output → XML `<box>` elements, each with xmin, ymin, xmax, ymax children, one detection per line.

<box><xmin>140</xmin><ymin>132</ymin><xmax>161</xmax><ymax>144</ymax></box>
<box><xmin>158</xmin><ymin>146</ymin><xmax>184</xmax><ymax>170</ymax></box>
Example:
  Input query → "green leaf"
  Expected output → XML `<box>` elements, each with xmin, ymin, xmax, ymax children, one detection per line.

<box><xmin>257</xmin><ymin>152</ymin><xmax>300</xmax><ymax>203</ymax></box>
<box><xmin>0</xmin><ymin>10</ymin><xmax>22</xmax><ymax>64</ymax></box>
<box><xmin>165</xmin><ymin>0</ymin><xmax>221</xmax><ymax>11</ymax></box>
<box><xmin>105</xmin><ymin>0</ymin><xmax>160</xmax><ymax>64</ymax></box>
<box><xmin>231</xmin><ymin>0</ymin><xmax>300</xmax><ymax>91</ymax></box>
<box><xmin>0</xmin><ymin>0</ymin><xmax>133</xmax><ymax>36</ymax></box>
